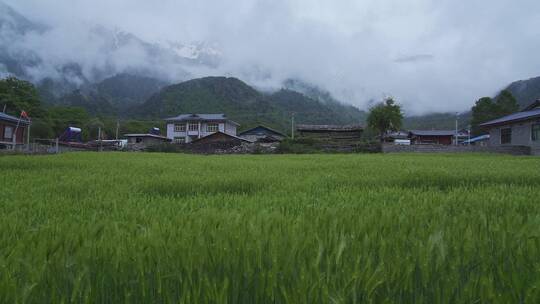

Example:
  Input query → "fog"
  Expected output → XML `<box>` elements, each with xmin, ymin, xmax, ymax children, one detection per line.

<box><xmin>4</xmin><ymin>0</ymin><xmax>540</xmax><ymax>114</ymax></box>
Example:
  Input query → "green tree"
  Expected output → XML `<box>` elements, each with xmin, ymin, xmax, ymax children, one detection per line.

<box><xmin>367</xmin><ymin>98</ymin><xmax>403</xmax><ymax>142</ymax></box>
<box><xmin>471</xmin><ymin>97</ymin><xmax>497</xmax><ymax>136</ymax></box>
<box><xmin>0</xmin><ymin>77</ymin><xmax>45</xmax><ymax>118</ymax></box>
<box><xmin>470</xmin><ymin>91</ymin><xmax>519</xmax><ymax>136</ymax></box>
<box><xmin>47</xmin><ymin>106</ymin><xmax>90</xmax><ymax>137</ymax></box>
<box><xmin>494</xmin><ymin>89</ymin><xmax>519</xmax><ymax>116</ymax></box>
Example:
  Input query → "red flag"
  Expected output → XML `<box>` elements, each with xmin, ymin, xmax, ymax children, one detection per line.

<box><xmin>21</xmin><ymin>111</ymin><xmax>29</xmax><ymax>119</ymax></box>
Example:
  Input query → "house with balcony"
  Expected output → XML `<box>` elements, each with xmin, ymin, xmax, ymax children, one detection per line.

<box><xmin>165</xmin><ymin>114</ymin><xmax>240</xmax><ymax>143</ymax></box>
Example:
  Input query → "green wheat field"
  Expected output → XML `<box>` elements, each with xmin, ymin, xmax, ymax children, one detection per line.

<box><xmin>1</xmin><ymin>152</ymin><xmax>540</xmax><ymax>303</ymax></box>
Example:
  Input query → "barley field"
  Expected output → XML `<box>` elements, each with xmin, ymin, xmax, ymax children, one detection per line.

<box><xmin>1</xmin><ymin>152</ymin><xmax>540</xmax><ymax>303</ymax></box>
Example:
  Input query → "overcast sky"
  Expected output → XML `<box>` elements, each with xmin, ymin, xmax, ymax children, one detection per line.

<box><xmin>6</xmin><ymin>0</ymin><xmax>540</xmax><ymax>114</ymax></box>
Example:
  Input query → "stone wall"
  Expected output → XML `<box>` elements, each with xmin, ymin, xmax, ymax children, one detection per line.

<box><xmin>382</xmin><ymin>144</ymin><xmax>532</xmax><ymax>156</ymax></box>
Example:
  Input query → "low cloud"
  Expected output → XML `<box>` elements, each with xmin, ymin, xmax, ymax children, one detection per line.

<box><xmin>3</xmin><ymin>0</ymin><xmax>540</xmax><ymax>114</ymax></box>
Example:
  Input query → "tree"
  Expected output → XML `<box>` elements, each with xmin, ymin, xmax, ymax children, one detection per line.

<box><xmin>367</xmin><ymin>98</ymin><xmax>403</xmax><ymax>142</ymax></box>
<box><xmin>0</xmin><ymin>77</ymin><xmax>45</xmax><ymax>118</ymax></box>
<box><xmin>470</xmin><ymin>90</ymin><xmax>519</xmax><ymax>136</ymax></box>
<box><xmin>471</xmin><ymin>97</ymin><xmax>497</xmax><ymax>136</ymax></box>
<box><xmin>494</xmin><ymin>89</ymin><xmax>519</xmax><ymax>116</ymax></box>
<box><xmin>47</xmin><ymin>106</ymin><xmax>90</xmax><ymax>137</ymax></box>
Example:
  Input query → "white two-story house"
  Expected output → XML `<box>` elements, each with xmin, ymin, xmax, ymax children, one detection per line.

<box><xmin>165</xmin><ymin>114</ymin><xmax>240</xmax><ymax>143</ymax></box>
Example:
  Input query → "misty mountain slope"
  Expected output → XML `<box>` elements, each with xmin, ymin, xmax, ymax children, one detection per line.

<box><xmin>403</xmin><ymin>112</ymin><xmax>471</xmax><ymax>130</ymax></box>
<box><xmin>94</xmin><ymin>74</ymin><xmax>168</xmax><ymax>106</ymax></box>
<box><xmin>137</xmin><ymin>77</ymin><xmax>274</xmax><ymax>119</ymax></box>
<box><xmin>0</xmin><ymin>2</ymin><xmax>221</xmax><ymax>97</ymax></box>
<box><xmin>0</xmin><ymin>1</ymin><xmax>43</xmax><ymax>35</ymax></box>
<box><xmin>267</xmin><ymin>89</ymin><xmax>365</xmax><ymax>125</ymax></box>
<box><xmin>505</xmin><ymin>76</ymin><xmax>540</xmax><ymax>108</ymax></box>
<box><xmin>136</xmin><ymin>77</ymin><xmax>366</xmax><ymax>131</ymax></box>
<box><xmin>59</xmin><ymin>90</ymin><xmax>116</xmax><ymax>116</ymax></box>
<box><xmin>49</xmin><ymin>74</ymin><xmax>168</xmax><ymax>116</ymax></box>
<box><xmin>282</xmin><ymin>79</ymin><xmax>367</xmax><ymax>123</ymax></box>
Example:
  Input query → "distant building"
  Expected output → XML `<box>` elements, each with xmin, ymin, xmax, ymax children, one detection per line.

<box><xmin>165</xmin><ymin>114</ymin><xmax>239</xmax><ymax>143</ymax></box>
<box><xmin>239</xmin><ymin>125</ymin><xmax>286</xmax><ymax>143</ymax></box>
<box><xmin>409</xmin><ymin>130</ymin><xmax>468</xmax><ymax>145</ymax></box>
<box><xmin>383</xmin><ymin>130</ymin><xmax>409</xmax><ymax>142</ymax></box>
<box><xmin>0</xmin><ymin>112</ymin><xmax>30</xmax><ymax>149</ymax></box>
<box><xmin>480</xmin><ymin>100</ymin><xmax>540</xmax><ymax>154</ymax></box>
<box><xmin>296</xmin><ymin>124</ymin><xmax>363</xmax><ymax>142</ymax></box>
<box><xmin>125</xmin><ymin>133</ymin><xmax>171</xmax><ymax>146</ymax></box>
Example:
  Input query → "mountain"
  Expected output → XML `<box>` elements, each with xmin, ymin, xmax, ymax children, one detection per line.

<box><xmin>46</xmin><ymin>73</ymin><xmax>166</xmax><ymax>116</ymax></box>
<box><xmin>93</xmin><ymin>74</ymin><xmax>167</xmax><ymax>108</ymax></box>
<box><xmin>282</xmin><ymin>79</ymin><xmax>367</xmax><ymax>123</ymax></box>
<box><xmin>505</xmin><ymin>76</ymin><xmax>540</xmax><ymax>108</ymax></box>
<box><xmin>0</xmin><ymin>2</ymin><xmax>220</xmax><ymax>98</ymax></box>
<box><xmin>137</xmin><ymin>77</ymin><xmax>366</xmax><ymax>132</ymax></box>
<box><xmin>403</xmin><ymin>112</ymin><xmax>471</xmax><ymax>130</ymax></box>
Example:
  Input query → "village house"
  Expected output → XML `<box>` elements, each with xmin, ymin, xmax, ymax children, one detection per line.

<box><xmin>239</xmin><ymin>125</ymin><xmax>286</xmax><ymax>143</ymax></box>
<box><xmin>0</xmin><ymin>112</ymin><xmax>30</xmax><ymax>149</ymax></box>
<box><xmin>408</xmin><ymin>130</ymin><xmax>469</xmax><ymax>145</ymax></box>
<box><xmin>480</xmin><ymin>100</ymin><xmax>540</xmax><ymax>155</ymax></box>
<box><xmin>124</xmin><ymin>133</ymin><xmax>171</xmax><ymax>146</ymax></box>
<box><xmin>296</xmin><ymin>124</ymin><xmax>363</xmax><ymax>141</ymax></box>
<box><xmin>165</xmin><ymin>114</ymin><xmax>239</xmax><ymax>143</ymax></box>
<box><xmin>409</xmin><ymin>130</ymin><xmax>455</xmax><ymax>145</ymax></box>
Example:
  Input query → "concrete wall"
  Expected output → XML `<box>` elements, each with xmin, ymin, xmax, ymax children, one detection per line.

<box><xmin>488</xmin><ymin>119</ymin><xmax>540</xmax><ymax>148</ymax></box>
<box><xmin>382</xmin><ymin>144</ymin><xmax>532</xmax><ymax>155</ymax></box>
<box><xmin>225</xmin><ymin>122</ymin><xmax>237</xmax><ymax>136</ymax></box>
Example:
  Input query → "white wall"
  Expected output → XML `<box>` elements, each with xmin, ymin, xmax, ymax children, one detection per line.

<box><xmin>167</xmin><ymin>121</ymin><xmax>229</xmax><ymax>143</ymax></box>
<box><xmin>225</xmin><ymin>122</ymin><xmax>237</xmax><ymax>136</ymax></box>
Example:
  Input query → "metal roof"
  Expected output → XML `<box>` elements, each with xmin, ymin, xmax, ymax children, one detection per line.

<box><xmin>479</xmin><ymin>108</ymin><xmax>540</xmax><ymax>127</ymax></box>
<box><xmin>296</xmin><ymin>124</ymin><xmax>363</xmax><ymax>131</ymax></box>
<box><xmin>238</xmin><ymin>125</ymin><xmax>286</xmax><ymax>137</ymax></box>
<box><xmin>409</xmin><ymin>130</ymin><xmax>456</xmax><ymax>136</ymax></box>
<box><xmin>164</xmin><ymin>113</ymin><xmax>240</xmax><ymax>125</ymax></box>
<box><xmin>192</xmin><ymin>131</ymin><xmax>254</xmax><ymax>143</ymax></box>
<box><xmin>0</xmin><ymin>112</ymin><xmax>30</xmax><ymax>125</ymax></box>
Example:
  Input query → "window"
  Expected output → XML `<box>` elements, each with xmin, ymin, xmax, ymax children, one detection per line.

<box><xmin>174</xmin><ymin>124</ymin><xmax>186</xmax><ymax>132</ymax></box>
<box><xmin>207</xmin><ymin>123</ymin><xmax>219</xmax><ymax>133</ymax></box>
<box><xmin>173</xmin><ymin>137</ymin><xmax>185</xmax><ymax>144</ymax></box>
<box><xmin>501</xmin><ymin>128</ymin><xmax>512</xmax><ymax>144</ymax></box>
<box><xmin>188</xmin><ymin>123</ymin><xmax>199</xmax><ymax>131</ymax></box>
<box><xmin>3</xmin><ymin>126</ymin><xmax>13</xmax><ymax>140</ymax></box>
<box><xmin>136</xmin><ymin>137</ymin><xmax>143</xmax><ymax>143</ymax></box>
<box><xmin>532</xmin><ymin>124</ymin><xmax>540</xmax><ymax>141</ymax></box>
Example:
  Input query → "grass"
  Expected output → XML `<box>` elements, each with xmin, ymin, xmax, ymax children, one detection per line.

<box><xmin>1</xmin><ymin>152</ymin><xmax>540</xmax><ymax>303</ymax></box>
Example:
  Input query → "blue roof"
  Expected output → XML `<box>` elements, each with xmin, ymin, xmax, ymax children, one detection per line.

<box><xmin>480</xmin><ymin>108</ymin><xmax>540</xmax><ymax>127</ymax></box>
<box><xmin>0</xmin><ymin>112</ymin><xmax>30</xmax><ymax>124</ymax></box>
<box><xmin>410</xmin><ymin>130</ymin><xmax>456</xmax><ymax>136</ymax></box>
<box><xmin>462</xmin><ymin>134</ymin><xmax>490</xmax><ymax>144</ymax></box>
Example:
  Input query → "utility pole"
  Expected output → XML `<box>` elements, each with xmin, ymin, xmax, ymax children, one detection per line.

<box><xmin>455</xmin><ymin>112</ymin><xmax>459</xmax><ymax>146</ymax></box>
<box><xmin>467</xmin><ymin>124</ymin><xmax>471</xmax><ymax>146</ymax></box>
<box><xmin>2</xmin><ymin>104</ymin><xmax>6</xmax><ymax>113</ymax></box>
<box><xmin>97</xmin><ymin>127</ymin><xmax>102</xmax><ymax>152</ymax></box>
<box><xmin>291</xmin><ymin>113</ymin><xmax>295</xmax><ymax>140</ymax></box>
<box><xmin>115</xmin><ymin>121</ymin><xmax>119</xmax><ymax>140</ymax></box>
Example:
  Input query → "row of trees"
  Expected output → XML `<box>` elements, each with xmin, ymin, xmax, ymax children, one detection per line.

<box><xmin>0</xmin><ymin>77</ymin><xmax>161</xmax><ymax>141</ymax></box>
<box><xmin>366</xmin><ymin>90</ymin><xmax>520</xmax><ymax>140</ymax></box>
